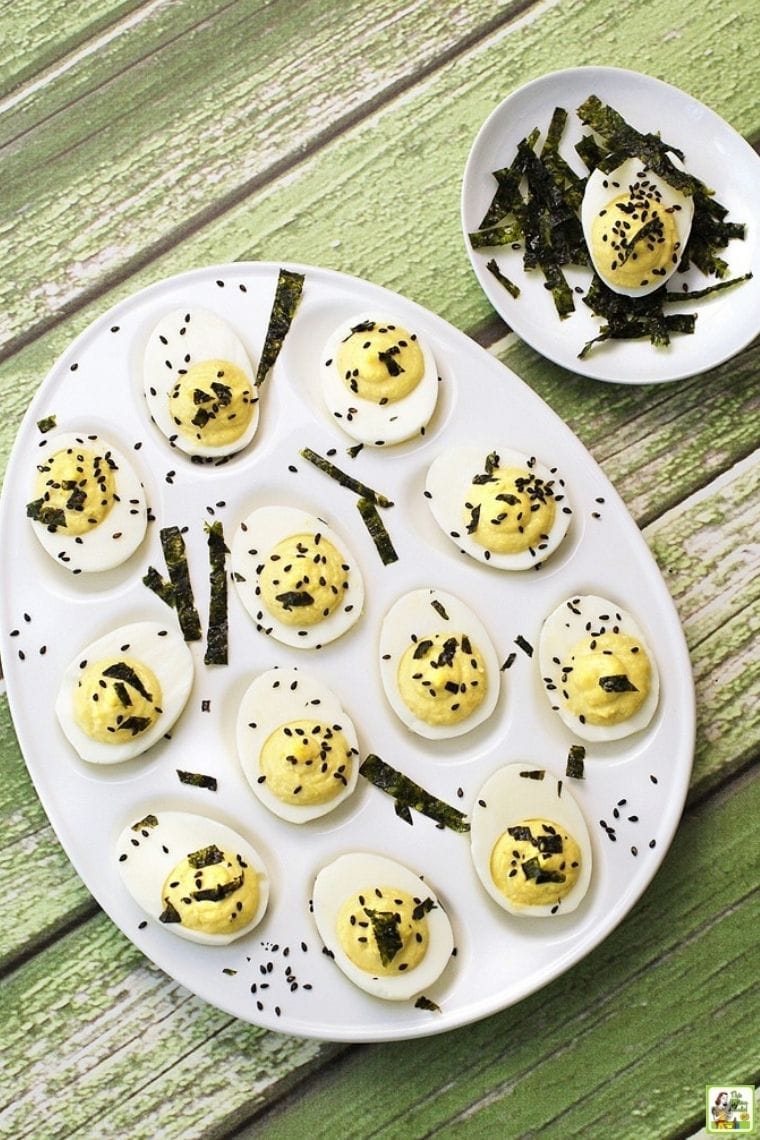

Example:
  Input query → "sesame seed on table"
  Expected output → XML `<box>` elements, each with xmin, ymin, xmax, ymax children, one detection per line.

<box><xmin>0</xmin><ymin>2</ymin><xmax>758</xmax><ymax>1138</ymax></box>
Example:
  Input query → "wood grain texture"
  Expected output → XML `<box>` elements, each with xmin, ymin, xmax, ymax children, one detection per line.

<box><xmin>0</xmin><ymin>0</ymin><xmax>758</xmax><ymax>357</ymax></box>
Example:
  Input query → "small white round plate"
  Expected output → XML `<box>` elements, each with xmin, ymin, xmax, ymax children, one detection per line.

<box><xmin>461</xmin><ymin>66</ymin><xmax>760</xmax><ymax>384</ymax></box>
<box><xmin>0</xmin><ymin>262</ymin><xmax>694</xmax><ymax>1042</ymax></box>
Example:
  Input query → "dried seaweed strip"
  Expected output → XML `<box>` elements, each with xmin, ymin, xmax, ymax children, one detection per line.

<box><xmin>255</xmin><ymin>268</ymin><xmax>305</xmax><ymax>387</ymax></box>
<box><xmin>359</xmin><ymin>753</ymin><xmax>470</xmax><ymax>833</ymax></box>
<box><xmin>142</xmin><ymin>565</ymin><xmax>175</xmax><ymax>607</ymax></box>
<box><xmin>204</xmin><ymin>520</ymin><xmax>228</xmax><ymax>665</ymax></box>
<box><xmin>159</xmin><ymin>526</ymin><xmax>202</xmax><ymax>641</ymax></box>
<box><xmin>663</xmin><ymin>273</ymin><xmax>752</xmax><ymax>302</ymax></box>
<box><xmin>356</xmin><ymin>497</ymin><xmax>398</xmax><ymax>565</ymax></box>
<box><xmin>477</xmin><ymin>127</ymin><xmax>539</xmax><ymax>230</ymax></box>
<box><xmin>485</xmin><ymin>259</ymin><xmax>521</xmax><ymax>298</ymax></box>
<box><xmin>299</xmin><ymin>447</ymin><xmax>394</xmax><ymax>507</ymax></box>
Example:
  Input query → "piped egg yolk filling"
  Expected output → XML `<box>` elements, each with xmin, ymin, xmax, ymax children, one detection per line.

<box><xmin>160</xmin><ymin>844</ymin><xmax>259</xmax><ymax>935</ymax></box>
<box><xmin>337</xmin><ymin>886</ymin><xmax>431</xmax><ymax>975</ymax></box>
<box><xmin>259</xmin><ymin>719</ymin><xmax>353</xmax><ymax>804</ymax></box>
<box><xmin>590</xmin><ymin>184</ymin><xmax>680</xmax><ymax>291</ymax></box>
<box><xmin>465</xmin><ymin>464</ymin><xmax>557</xmax><ymax>554</ymax></box>
<box><xmin>336</xmin><ymin>320</ymin><xmax>424</xmax><ymax>404</ymax></box>
<box><xmin>169</xmin><ymin>358</ymin><xmax>254</xmax><ymax>446</ymax></box>
<box><xmin>74</xmin><ymin>656</ymin><xmax>162</xmax><ymax>743</ymax></box>
<box><xmin>397</xmin><ymin>632</ymin><xmax>487</xmax><ymax>726</ymax></box>
<box><xmin>258</xmin><ymin>532</ymin><xmax>350</xmax><ymax>627</ymax></box>
<box><xmin>31</xmin><ymin>446</ymin><xmax>117</xmax><ymax>534</ymax></box>
<box><xmin>562</xmin><ymin>630</ymin><xmax>651</xmax><ymax>726</ymax></box>
<box><xmin>490</xmin><ymin>818</ymin><xmax>581</xmax><ymax>907</ymax></box>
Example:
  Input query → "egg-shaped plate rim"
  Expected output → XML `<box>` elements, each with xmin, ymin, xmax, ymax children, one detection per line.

<box><xmin>0</xmin><ymin>259</ymin><xmax>695</xmax><ymax>1043</ymax></box>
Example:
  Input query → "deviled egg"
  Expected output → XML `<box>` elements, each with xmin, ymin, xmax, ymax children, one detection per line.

<box><xmin>379</xmin><ymin>587</ymin><xmax>501</xmax><ymax>739</ymax></box>
<box><xmin>231</xmin><ymin>505</ymin><xmax>364</xmax><ymax>648</ymax></box>
<box><xmin>320</xmin><ymin>313</ymin><xmax>439</xmax><ymax>446</ymax></box>
<box><xmin>27</xmin><ymin>431</ymin><xmax>148</xmax><ymax>573</ymax></box>
<box><xmin>143</xmin><ymin>307</ymin><xmax>258</xmax><ymax>458</ymax></box>
<box><xmin>116</xmin><ymin>810</ymin><xmax>269</xmax><ymax>945</ymax></box>
<box><xmin>581</xmin><ymin>156</ymin><xmax>695</xmax><ymax>297</ymax></box>
<box><xmin>55</xmin><ymin>620</ymin><xmax>193</xmax><ymax>764</ymax></box>
<box><xmin>312</xmin><ymin>851</ymin><xmax>454</xmax><ymax>1000</ymax></box>
<box><xmin>471</xmin><ymin>764</ymin><xmax>592</xmax><ymax>917</ymax></box>
<box><xmin>425</xmin><ymin>445</ymin><xmax>572</xmax><ymax>569</ymax></box>
<box><xmin>538</xmin><ymin>594</ymin><xmax>660</xmax><ymax>742</ymax></box>
<box><xmin>236</xmin><ymin>667</ymin><xmax>360</xmax><ymax>823</ymax></box>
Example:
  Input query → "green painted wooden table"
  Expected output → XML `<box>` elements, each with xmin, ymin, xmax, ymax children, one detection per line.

<box><xmin>1</xmin><ymin>2</ymin><xmax>758</xmax><ymax>1137</ymax></box>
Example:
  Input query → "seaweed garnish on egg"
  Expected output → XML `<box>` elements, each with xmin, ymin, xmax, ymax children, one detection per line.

<box><xmin>204</xmin><ymin>520</ymin><xmax>228</xmax><ymax>664</ymax></box>
<box><xmin>359</xmin><ymin>753</ymin><xmax>470</xmax><ymax>833</ymax></box>
<box><xmin>255</xmin><ymin>268</ymin><xmax>305</xmax><ymax>388</ymax></box>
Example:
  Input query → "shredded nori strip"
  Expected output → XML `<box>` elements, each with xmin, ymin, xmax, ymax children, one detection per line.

<box><xmin>193</xmin><ymin>875</ymin><xmax>244</xmax><ymax>902</ymax></box>
<box><xmin>36</xmin><ymin>414</ymin><xmax>57</xmax><ymax>434</ymax></box>
<box><xmin>118</xmin><ymin>715</ymin><xmax>153</xmax><ymax>736</ymax></box>
<box><xmin>415</xmin><ymin>995</ymin><xmax>441</xmax><ymax>1012</ymax></box>
<box><xmin>275</xmin><ymin>590</ymin><xmax>315</xmax><ymax>608</ymax></box>
<box><xmin>131</xmin><ymin>814</ymin><xmax>158</xmax><ymax>831</ymax></box>
<box><xmin>356</xmin><ymin>496</ymin><xmax>398</xmax><ymax>565</ymax></box>
<box><xmin>255</xmin><ymin>268</ymin><xmax>305</xmax><ymax>387</ymax></box>
<box><xmin>521</xmin><ymin>856</ymin><xmax>565</xmax><ymax>884</ymax></box>
<box><xmin>360</xmin><ymin>753</ymin><xmax>470</xmax><ymax>833</ymax></box>
<box><xmin>412</xmin><ymin>897</ymin><xmax>436</xmax><ymax>922</ymax></box>
<box><xmin>363</xmin><ymin>907</ymin><xmax>403</xmax><ymax>966</ymax></box>
<box><xmin>599</xmin><ymin>673</ymin><xmax>638</xmax><ymax>693</ymax></box>
<box><xmin>102</xmin><ymin>661</ymin><xmax>153</xmax><ymax>701</ymax></box>
<box><xmin>485</xmin><ymin>258</ymin><xmax>521</xmax><ymax>298</ymax></box>
<box><xmin>431</xmin><ymin>598</ymin><xmax>449</xmax><ymax>621</ymax></box>
<box><xmin>159</xmin><ymin>900</ymin><xmax>182</xmax><ymax>924</ymax></box>
<box><xmin>188</xmin><ymin>844</ymin><xmax>224</xmax><ymax>869</ymax></box>
<box><xmin>26</xmin><ymin>499</ymin><xmax>66</xmax><ymax>530</ymax></box>
<box><xmin>142</xmin><ymin>565</ymin><xmax>175</xmax><ymax>607</ymax></box>
<box><xmin>300</xmin><ymin>447</ymin><xmax>394</xmax><ymax>507</ymax></box>
<box><xmin>159</xmin><ymin>526</ymin><xmax>202</xmax><ymax>641</ymax></box>
<box><xmin>519</xmin><ymin>768</ymin><xmax>544</xmax><ymax>780</ymax></box>
<box><xmin>177</xmin><ymin>769</ymin><xmax>218</xmax><ymax>791</ymax></box>
<box><xmin>566</xmin><ymin>744</ymin><xmax>586</xmax><ymax>779</ymax></box>
<box><xmin>204</xmin><ymin>520</ymin><xmax>228</xmax><ymax>665</ymax></box>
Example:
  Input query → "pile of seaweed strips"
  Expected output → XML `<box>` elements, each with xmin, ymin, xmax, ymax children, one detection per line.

<box><xmin>469</xmin><ymin>94</ymin><xmax>751</xmax><ymax>357</ymax></box>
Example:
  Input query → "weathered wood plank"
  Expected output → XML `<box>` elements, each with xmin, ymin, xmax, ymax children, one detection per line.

<box><xmin>1</xmin><ymin>756</ymin><xmax>747</xmax><ymax>1140</ymax></box>
<box><xmin>0</xmin><ymin>0</ymin><xmax>526</xmax><ymax>352</ymax></box>
<box><xmin>0</xmin><ymin>0</ymin><xmax>144</xmax><ymax>97</ymax></box>
<box><xmin>250</xmin><ymin>772</ymin><xmax>759</xmax><ymax>1139</ymax></box>
<box><xmin>0</xmin><ymin>0</ymin><xmax>757</xmax><ymax>356</ymax></box>
<box><xmin>0</xmin><ymin>911</ymin><xmax>337</xmax><ymax>1140</ymax></box>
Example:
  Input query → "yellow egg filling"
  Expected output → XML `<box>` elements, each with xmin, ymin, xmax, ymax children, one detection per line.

<box><xmin>490</xmin><ymin>818</ymin><xmax>582</xmax><ymax>908</ymax></box>
<box><xmin>160</xmin><ymin>844</ymin><xmax>259</xmax><ymax>935</ymax></box>
<box><xmin>562</xmin><ymin>631</ymin><xmax>651</xmax><ymax>726</ymax></box>
<box><xmin>259</xmin><ymin>719</ymin><xmax>353</xmax><ymax>804</ymax></box>
<box><xmin>259</xmin><ymin>532</ymin><xmax>350</xmax><ymax>627</ymax></box>
<box><xmin>590</xmin><ymin>191</ymin><xmax>680</xmax><ymax>291</ymax></box>
<box><xmin>465</xmin><ymin>464</ymin><xmax>557</xmax><ymax>554</ymax></box>
<box><xmin>169</xmin><ymin>358</ymin><xmax>254</xmax><ymax>447</ymax></box>
<box><xmin>336</xmin><ymin>320</ymin><xmax>424</xmax><ymax>404</ymax></box>
<box><xmin>31</xmin><ymin>445</ymin><xmax>117</xmax><ymax>535</ymax></box>
<box><xmin>74</xmin><ymin>656</ymin><xmax>162</xmax><ymax>743</ymax></box>
<box><xmin>337</xmin><ymin>886</ymin><xmax>431</xmax><ymax>975</ymax></box>
<box><xmin>397</xmin><ymin>631</ymin><xmax>487</xmax><ymax>726</ymax></box>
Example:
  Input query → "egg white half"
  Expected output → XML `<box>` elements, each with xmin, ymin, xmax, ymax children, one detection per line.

<box><xmin>236</xmin><ymin>666</ymin><xmax>360</xmax><ymax>822</ymax></box>
<box><xmin>116</xmin><ymin>810</ymin><xmax>269</xmax><ymax>945</ymax></box>
<box><xmin>28</xmin><ymin>431</ymin><xmax>148</xmax><ymax>573</ymax></box>
<box><xmin>143</xmin><ymin>306</ymin><xmax>259</xmax><ymax>458</ymax></box>
<box><xmin>538</xmin><ymin>593</ymin><xmax>660</xmax><ymax>742</ymax></box>
<box><xmin>580</xmin><ymin>155</ymin><xmax>695</xmax><ymax>297</ymax></box>
<box><xmin>379</xmin><ymin>587</ymin><xmax>501</xmax><ymax>739</ymax></box>
<box><xmin>320</xmin><ymin>312</ymin><xmax>439</xmax><ymax>446</ymax></box>
<box><xmin>425</xmin><ymin>444</ymin><xmax>572</xmax><ymax>569</ymax></box>
<box><xmin>312</xmin><ymin>851</ymin><xmax>455</xmax><ymax>1000</ymax></box>
<box><xmin>55</xmin><ymin>620</ymin><xmax>194</xmax><ymax>764</ymax></box>
<box><xmin>470</xmin><ymin>764</ymin><xmax>592</xmax><ymax>917</ymax></box>
<box><xmin>230</xmin><ymin>505</ymin><xmax>365</xmax><ymax>648</ymax></box>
